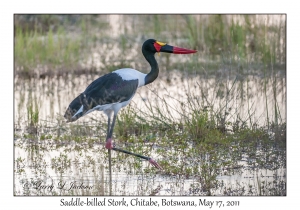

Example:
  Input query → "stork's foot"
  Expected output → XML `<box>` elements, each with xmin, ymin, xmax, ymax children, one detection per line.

<box><xmin>105</xmin><ymin>138</ymin><xmax>114</xmax><ymax>149</ymax></box>
<box><xmin>149</xmin><ymin>158</ymin><xmax>163</xmax><ymax>170</ymax></box>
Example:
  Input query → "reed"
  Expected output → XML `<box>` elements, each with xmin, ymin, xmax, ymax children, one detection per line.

<box><xmin>14</xmin><ymin>14</ymin><xmax>285</xmax><ymax>77</ymax></box>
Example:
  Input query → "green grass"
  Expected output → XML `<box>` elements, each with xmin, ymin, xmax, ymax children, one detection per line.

<box><xmin>15</xmin><ymin>26</ymin><xmax>82</xmax><ymax>76</ymax></box>
<box><xmin>14</xmin><ymin>91</ymin><xmax>286</xmax><ymax>195</ymax></box>
<box><xmin>14</xmin><ymin>14</ymin><xmax>286</xmax><ymax>77</ymax></box>
<box><xmin>14</xmin><ymin>112</ymin><xmax>286</xmax><ymax>195</ymax></box>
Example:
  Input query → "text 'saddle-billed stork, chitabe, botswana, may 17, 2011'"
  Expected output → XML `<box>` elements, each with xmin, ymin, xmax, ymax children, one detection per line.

<box><xmin>64</xmin><ymin>39</ymin><xmax>197</xmax><ymax>170</ymax></box>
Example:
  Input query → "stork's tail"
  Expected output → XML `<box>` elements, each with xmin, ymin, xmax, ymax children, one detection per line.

<box><xmin>64</xmin><ymin>93</ymin><xmax>85</xmax><ymax>122</ymax></box>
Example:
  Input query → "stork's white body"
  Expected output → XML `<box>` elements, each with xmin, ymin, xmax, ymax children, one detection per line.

<box><xmin>71</xmin><ymin>68</ymin><xmax>147</xmax><ymax>120</ymax></box>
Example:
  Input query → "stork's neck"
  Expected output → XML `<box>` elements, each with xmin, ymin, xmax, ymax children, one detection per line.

<box><xmin>144</xmin><ymin>53</ymin><xmax>159</xmax><ymax>85</ymax></box>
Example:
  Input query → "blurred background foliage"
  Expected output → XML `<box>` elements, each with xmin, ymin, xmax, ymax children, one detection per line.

<box><xmin>14</xmin><ymin>14</ymin><xmax>286</xmax><ymax>78</ymax></box>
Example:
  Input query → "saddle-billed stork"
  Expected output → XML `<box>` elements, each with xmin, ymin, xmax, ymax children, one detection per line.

<box><xmin>64</xmin><ymin>39</ymin><xmax>197</xmax><ymax>170</ymax></box>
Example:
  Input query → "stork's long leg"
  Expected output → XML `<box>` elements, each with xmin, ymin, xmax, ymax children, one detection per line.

<box><xmin>112</xmin><ymin>147</ymin><xmax>162</xmax><ymax>169</ymax></box>
<box><xmin>105</xmin><ymin>113</ymin><xmax>162</xmax><ymax>170</ymax></box>
<box><xmin>105</xmin><ymin>114</ymin><xmax>112</xmax><ymax>196</ymax></box>
<box><xmin>106</xmin><ymin>116</ymin><xmax>111</xmax><ymax>139</ymax></box>
<box><xmin>105</xmin><ymin>113</ymin><xmax>117</xmax><ymax>149</ymax></box>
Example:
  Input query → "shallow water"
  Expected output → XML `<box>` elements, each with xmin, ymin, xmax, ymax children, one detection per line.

<box><xmin>14</xmin><ymin>67</ymin><xmax>286</xmax><ymax>196</ymax></box>
<box><xmin>14</xmin><ymin>138</ymin><xmax>286</xmax><ymax>196</ymax></box>
<box><xmin>14</xmin><ymin>70</ymin><xmax>286</xmax><ymax>127</ymax></box>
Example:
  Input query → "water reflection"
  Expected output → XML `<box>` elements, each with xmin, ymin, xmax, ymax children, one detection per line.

<box><xmin>14</xmin><ymin>70</ymin><xmax>286</xmax><ymax>127</ymax></box>
<box><xmin>14</xmin><ymin>138</ymin><xmax>286</xmax><ymax>195</ymax></box>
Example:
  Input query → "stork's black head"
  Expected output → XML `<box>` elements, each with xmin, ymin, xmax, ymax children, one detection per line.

<box><xmin>142</xmin><ymin>39</ymin><xmax>158</xmax><ymax>54</ymax></box>
<box><xmin>142</xmin><ymin>39</ymin><xmax>197</xmax><ymax>55</ymax></box>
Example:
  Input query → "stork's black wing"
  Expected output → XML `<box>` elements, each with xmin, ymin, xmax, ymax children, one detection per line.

<box><xmin>64</xmin><ymin>72</ymin><xmax>139</xmax><ymax>121</ymax></box>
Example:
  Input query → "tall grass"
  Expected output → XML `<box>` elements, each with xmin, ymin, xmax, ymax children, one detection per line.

<box><xmin>15</xmin><ymin>26</ymin><xmax>81</xmax><ymax>77</ymax></box>
<box><xmin>14</xmin><ymin>14</ymin><xmax>286</xmax><ymax>77</ymax></box>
